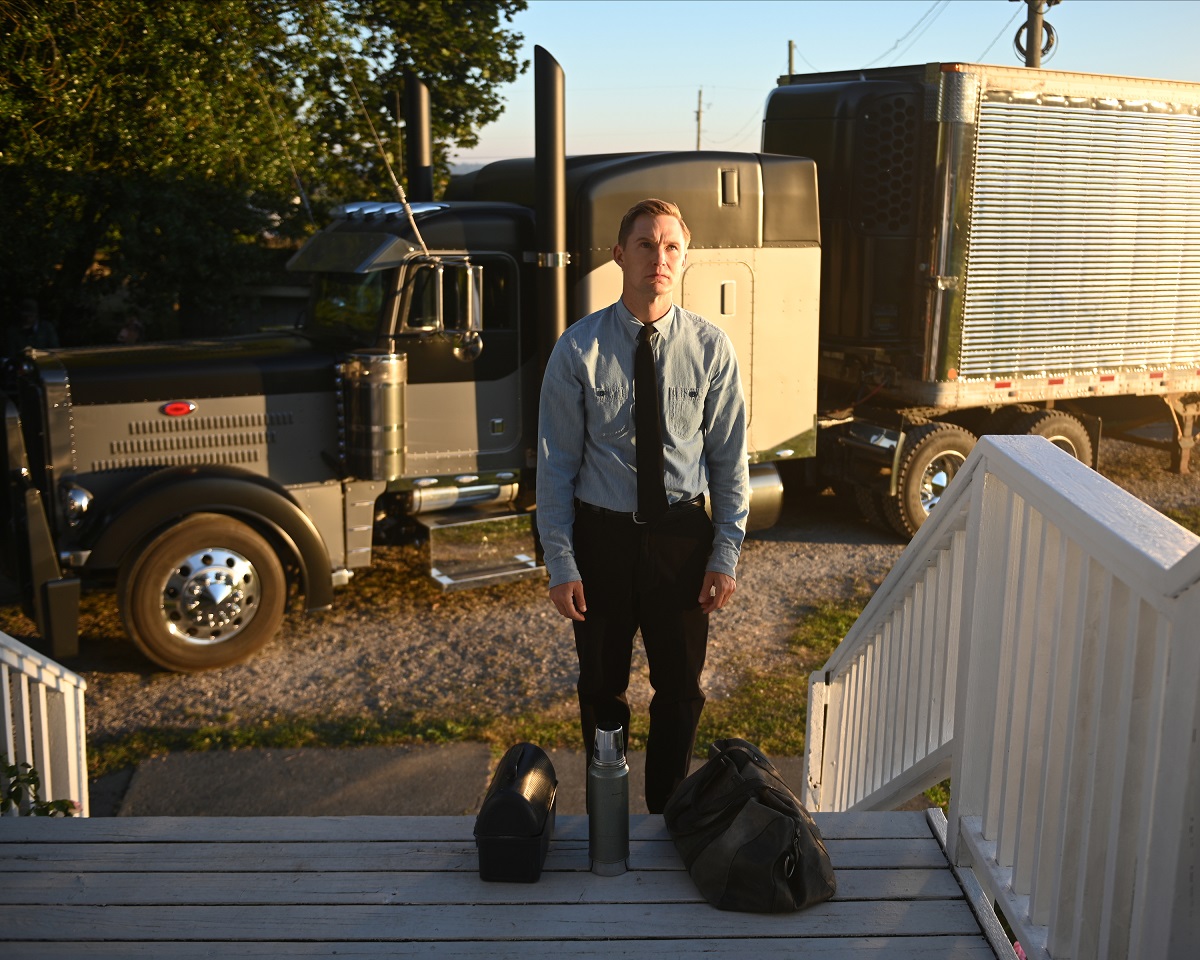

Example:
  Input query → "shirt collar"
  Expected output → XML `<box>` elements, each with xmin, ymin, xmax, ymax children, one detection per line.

<box><xmin>614</xmin><ymin>300</ymin><xmax>676</xmax><ymax>341</ymax></box>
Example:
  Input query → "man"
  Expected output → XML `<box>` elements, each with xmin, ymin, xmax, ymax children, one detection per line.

<box><xmin>536</xmin><ymin>198</ymin><xmax>750</xmax><ymax>812</ymax></box>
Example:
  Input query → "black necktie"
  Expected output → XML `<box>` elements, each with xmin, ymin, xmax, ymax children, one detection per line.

<box><xmin>636</xmin><ymin>324</ymin><xmax>669</xmax><ymax>522</ymax></box>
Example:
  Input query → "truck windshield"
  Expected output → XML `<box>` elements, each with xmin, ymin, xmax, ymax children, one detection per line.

<box><xmin>308</xmin><ymin>271</ymin><xmax>390</xmax><ymax>341</ymax></box>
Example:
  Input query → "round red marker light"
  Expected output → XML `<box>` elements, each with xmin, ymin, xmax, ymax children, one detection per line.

<box><xmin>162</xmin><ymin>401</ymin><xmax>196</xmax><ymax>417</ymax></box>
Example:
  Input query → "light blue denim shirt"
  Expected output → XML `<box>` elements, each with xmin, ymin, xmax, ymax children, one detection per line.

<box><xmin>536</xmin><ymin>300</ymin><xmax>750</xmax><ymax>588</ymax></box>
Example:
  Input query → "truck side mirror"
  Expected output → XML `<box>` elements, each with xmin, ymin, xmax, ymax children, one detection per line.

<box><xmin>399</xmin><ymin>259</ymin><xmax>483</xmax><ymax>362</ymax></box>
<box><xmin>451</xmin><ymin>264</ymin><xmax>484</xmax><ymax>362</ymax></box>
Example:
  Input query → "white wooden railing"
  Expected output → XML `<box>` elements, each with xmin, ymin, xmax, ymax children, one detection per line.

<box><xmin>1</xmin><ymin>630</ymin><xmax>89</xmax><ymax>816</ymax></box>
<box><xmin>804</xmin><ymin>434</ymin><xmax>1200</xmax><ymax>959</ymax></box>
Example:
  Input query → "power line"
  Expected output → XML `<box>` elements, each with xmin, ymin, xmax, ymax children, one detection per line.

<box><xmin>860</xmin><ymin>0</ymin><xmax>950</xmax><ymax>69</ymax></box>
<box><xmin>977</xmin><ymin>6</ymin><xmax>1024</xmax><ymax>61</ymax></box>
<box><xmin>788</xmin><ymin>39</ymin><xmax>822</xmax><ymax>74</ymax></box>
<box><xmin>886</xmin><ymin>0</ymin><xmax>952</xmax><ymax>65</ymax></box>
<box><xmin>705</xmin><ymin>107</ymin><xmax>763</xmax><ymax>146</ymax></box>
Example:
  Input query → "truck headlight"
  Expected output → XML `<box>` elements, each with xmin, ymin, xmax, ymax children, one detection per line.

<box><xmin>62</xmin><ymin>483</ymin><xmax>93</xmax><ymax>527</ymax></box>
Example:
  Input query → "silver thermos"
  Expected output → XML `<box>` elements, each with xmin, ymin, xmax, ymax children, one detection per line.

<box><xmin>588</xmin><ymin>724</ymin><xmax>629</xmax><ymax>876</ymax></box>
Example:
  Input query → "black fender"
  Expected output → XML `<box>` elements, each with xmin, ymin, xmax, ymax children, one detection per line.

<box><xmin>85</xmin><ymin>465</ymin><xmax>335</xmax><ymax>611</ymax></box>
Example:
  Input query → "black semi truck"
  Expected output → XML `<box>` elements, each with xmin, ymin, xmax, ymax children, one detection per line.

<box><xmin>5</xmin><ymin>53</ymin><xmax>1199</xmax><ymax>670</ymax></box>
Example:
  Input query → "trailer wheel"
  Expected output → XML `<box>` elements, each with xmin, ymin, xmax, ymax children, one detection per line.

<box><xmin>1012</xmin><ymin>409</ymin><xmax>1093</xmax><ymax>464</ymax></box>
<box><xmin>853</xmin><ymin>484</ymin><xmax>892</xmax><ymax>532</ymax></box>
<box><xmin>884</xmin><ymin>423</ymin><xmax>976</xmax><ymax>537</ymax></box>
<box><xmin>980</xmin><ymin>404</ymin><xmax>1037</xmax><ymax>437</ymax></box>
<box><xmin>119</xmin><ymin>513</ymin><xmax>286</xmax><ymax>672</ymax></box>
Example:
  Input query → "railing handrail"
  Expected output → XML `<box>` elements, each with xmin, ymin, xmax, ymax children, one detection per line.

<box><xmin>1</xmin><ymin>629</ymin><xmax>89</xmax><ymax>816</ymax></box>
<box><xmin>805</xmin><ymin>435</ymin><xmax>1200</xmax><ymax>959</ymax></box>
<box><xmin>0</xmin><ymin>632</ymin><xmax>89</xmax><ymax>695</ymax></box>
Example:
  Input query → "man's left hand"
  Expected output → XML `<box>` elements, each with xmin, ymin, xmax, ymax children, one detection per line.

<box><xmin>699</xmin><ymin>571</ymin><xmax>736</xmax><ymax>614</ymax></box>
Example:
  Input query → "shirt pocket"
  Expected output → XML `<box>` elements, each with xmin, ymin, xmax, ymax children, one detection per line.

<box><xmin>586</xmin><ymin>385</ymin><xmax>631</xmax><ymax>439</ymax></box>
<box><xmin>665</xmin><ymin>384</ymin><xmax>704</xmax><ymax>438</ymax></box>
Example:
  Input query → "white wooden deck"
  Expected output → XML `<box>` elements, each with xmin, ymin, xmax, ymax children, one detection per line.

<box><xmin>0</xmin><ymin>811</ymin><xmax>1010</xmax><ymax>958</ymax></box>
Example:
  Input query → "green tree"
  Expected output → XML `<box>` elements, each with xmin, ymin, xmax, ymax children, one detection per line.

<box><xmin>0</xmin><ymin>0</ymin><xmax>527</xmax><ymax>342</ymax></box>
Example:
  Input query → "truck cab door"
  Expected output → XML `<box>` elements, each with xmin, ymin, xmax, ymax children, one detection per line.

<box><xmin>392</xmin><ymin>254</ymin><xmax>522</xmax><ymax>478</ymax></box>
<box><xmin>680</xmin><ymin>259</ymin><xmax>755</xmax><ymax>428</ymax></box>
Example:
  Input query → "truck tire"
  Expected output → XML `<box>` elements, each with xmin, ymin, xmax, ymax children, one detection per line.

<box><xmin>119</xmin><ymin>513</ymin><xmax>287</xmax><ymax>672</ymax></box>
<box><xmin>884</xmin><ymin>423</ymin><xmax>976</xmax><ymax>537</ymax></box>
<box><xmin>853</xmin><ymin>484</ymin><xmax>892</xmax><ymax>532</ymax></box>
<box><xmin>980</xmin><ymin>403</ymin><xmax>1037</xmax><ymax>437</ymax></box>
<box><xmin>1012</xmin><ymin>409</ymin><xmax>1093</xmax><ymax>464</ymax></box>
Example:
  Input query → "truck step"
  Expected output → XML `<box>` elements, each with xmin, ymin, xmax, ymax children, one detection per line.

<box><xmin>416</xmin><ymin>508</ymin><xmax>544</xmax><ymax>592</ymax></box>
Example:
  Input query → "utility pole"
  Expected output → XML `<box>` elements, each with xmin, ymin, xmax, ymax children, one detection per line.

<box><xmin>695</xmin><ymin>88</ymin><xmax>703</xmax><ymax>150</ymax></box>
<box><xmin>788</xmin><ymin>40</ymin><xmax>795</xmax><ymax>77</ymax></box>
<box><xmin>1012</xmin><ymin>0</ymin><xmax>1061</xmax><ymax>68</ymax></box>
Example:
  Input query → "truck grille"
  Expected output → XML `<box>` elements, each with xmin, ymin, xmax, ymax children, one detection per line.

<box><xmin>89</xmin><ymin>412</ymin><xmax>290</xmax><ymax>471</ymax></box>
<box><xmin>959</xmin><ymin>97</ymin><xmax>1200</xmax><ymax>377</ymax></box>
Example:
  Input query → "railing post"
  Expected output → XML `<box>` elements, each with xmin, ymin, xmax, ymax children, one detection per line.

<box><xmin>802</xmin><ymin>671</ymin><xmax>829</xmax><ymax>810</ymax></box>
<box><xmin>947</xmin><ymin>468</ymin><xmax>1012</xmax><ymax>862</ymax></box>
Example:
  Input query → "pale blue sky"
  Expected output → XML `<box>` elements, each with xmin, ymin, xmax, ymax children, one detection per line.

<box><xmin>451</xmin><ymin>0</ymin><xmax>1200</xmax><ymax>164</ymax></box>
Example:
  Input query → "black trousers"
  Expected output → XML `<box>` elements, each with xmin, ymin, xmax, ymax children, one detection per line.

<box><xmin>571</xmin><ymin>503</ymin><xmax>713</xmax><ymax>813</ymax></box>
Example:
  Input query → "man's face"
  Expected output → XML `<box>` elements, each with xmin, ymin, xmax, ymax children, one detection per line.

<box><xmin>614</xmin><ymin>214</ymin><xmax>687</xmax><ymax>302</ymax></box>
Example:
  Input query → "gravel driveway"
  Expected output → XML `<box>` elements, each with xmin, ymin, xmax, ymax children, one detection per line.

<box><xmin>3</xmin><ymin>436</ymin><xmax>1197</xmax><ymax>745</ymax></box>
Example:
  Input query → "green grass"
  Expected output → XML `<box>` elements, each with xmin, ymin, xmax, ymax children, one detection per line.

<box><xmin>694</xmin><ymin>596</ymin><xmax>863</xmax><ymax>757</ymax></box>
<box><xmin>1164</xmin><ymin>505</ymin><xmax>1200</xmax><ymax>536</ymax></box>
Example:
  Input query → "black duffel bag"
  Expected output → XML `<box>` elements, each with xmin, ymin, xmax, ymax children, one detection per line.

<box><xmin>663</xmin><ymin>738</ymin><xmax>836</xmax><ymax>912</ymax></box>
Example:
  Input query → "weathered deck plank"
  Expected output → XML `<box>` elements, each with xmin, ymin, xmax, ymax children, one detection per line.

<box><xmin>0</xmin><ymin>836</ymin><xmax>949</xmax><ymax>872</ymax></box>
<box><xmin>0</xmin><ymin>810</ymin><xmax>936</xmax><ymax>842</ymax></box>
<box><xmin>0</xmin><ymin>812</ymin><xmax>1002</xmax><ymax>958</ymax></box>
<box><xmin>0</xmin><ymin>900</ymin><xmax>985</xmax><ymax>939</ymax></box>
<box><xmin>0</xmin><ymin>867</ymin><xmax>964</xmax><ymax>903</ymax></box>
<box><xmin>4</xmin><ymin>939</ymin><xmax>999</xmax><ymax>959</ymax></box>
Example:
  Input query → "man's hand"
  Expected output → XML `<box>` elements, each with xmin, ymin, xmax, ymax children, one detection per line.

<box><xmin>549</xmin><ymin>580</ymin><xmax>587</xmax><ymax>621</ymax></box>
<box><xmin>699</xmin><ymin>571</ymin><xmax>736</xmax><ymax>614</ymax></box>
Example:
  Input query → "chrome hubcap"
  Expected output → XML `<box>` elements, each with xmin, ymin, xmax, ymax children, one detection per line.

<box><xmin>919</xmin><ymin>452</ymin><xmax>967</xmax><ymax>514</ymax></box>
<box><xmin>160</xmin><ymin>547</ymin><xmax>259</xmax><ymax>645</ymax></box>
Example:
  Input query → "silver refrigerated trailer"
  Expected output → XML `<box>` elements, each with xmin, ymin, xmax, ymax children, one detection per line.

<box><xmin>763</xmin><ymin>62</ymin><xmax>1200</xmax><ymax>533</ymax></box>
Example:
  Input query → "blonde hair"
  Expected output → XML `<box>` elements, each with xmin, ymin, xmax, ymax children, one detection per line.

<box><xmin>617</xmin><ymin>198</ymin><xmax>691</xmax><ymax>247</ymax></box>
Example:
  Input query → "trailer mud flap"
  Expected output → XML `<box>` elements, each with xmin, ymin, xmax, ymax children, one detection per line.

<box><xmin>417</xmin><ymin>508</ymin><xmax>543</xmax><ymax>591</ymax></box>
<box><xmin>24</xmin><ymin>487</ymin><xmax>80</xmax><ymax>659</ymax></box>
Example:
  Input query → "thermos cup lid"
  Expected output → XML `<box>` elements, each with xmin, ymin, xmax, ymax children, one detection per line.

<box><xmin>593</xmin><ymin>725</ymin><xmax>624</xmax><ymax>763</ymax></box>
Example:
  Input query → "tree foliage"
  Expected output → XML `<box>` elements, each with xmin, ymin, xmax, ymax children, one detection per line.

<box><xmin>0</xmin><ymin>0</ymin><xmax>527</xmax><ymax>341</ymax></box>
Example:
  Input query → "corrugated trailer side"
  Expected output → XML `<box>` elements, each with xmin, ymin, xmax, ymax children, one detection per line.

<box><xmin>930</xmin><ymin>63</ymin><xmax>1200</xmax><ymax>410</ymax></box>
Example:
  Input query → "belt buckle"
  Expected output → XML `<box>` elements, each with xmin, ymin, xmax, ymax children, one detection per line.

<box><xmin>632</xmin><ymin>511</ymin><xmax>649</xmax><ymax>525</ymax></box>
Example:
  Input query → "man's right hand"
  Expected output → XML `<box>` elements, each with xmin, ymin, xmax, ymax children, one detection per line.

<box><xmin>549</xmin><ymin>580</ymin><xmax>587</xmax><ymax>621</ymax></box>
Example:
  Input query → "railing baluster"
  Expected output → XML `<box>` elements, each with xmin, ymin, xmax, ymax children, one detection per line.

<box><xmin>1</xmin><ymin>632</ymin><xmax>89</xmax><ymax>816</ymax></box>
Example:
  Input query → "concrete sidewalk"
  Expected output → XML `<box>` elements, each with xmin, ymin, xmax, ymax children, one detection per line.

<box><xmin>90</xmin><ymin>745</ymin><xmax>808</xmax><ymax>818</ymax></box>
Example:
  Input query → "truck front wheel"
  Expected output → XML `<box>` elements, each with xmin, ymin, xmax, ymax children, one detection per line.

<box><xmin>119</xmin><ymin>513</ymin><xmax>287</xmax><ymax>671</ymax></box>
<box><xmin>884</xmin><ymin>423</ymin><xmax>977</xmax><ymax>537</ymax></box>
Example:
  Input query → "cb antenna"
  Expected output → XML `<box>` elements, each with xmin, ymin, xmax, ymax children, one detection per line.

<box><xmin>336</xmin><ymin>52</ymin><xmax>429</xmax><ymax>254</ymax></box>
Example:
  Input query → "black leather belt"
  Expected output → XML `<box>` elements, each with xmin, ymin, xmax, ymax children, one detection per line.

<box><xmin>575</xmin><ymin>494</ymin><xmax>705</xmax><ymax>524</ymax></box>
